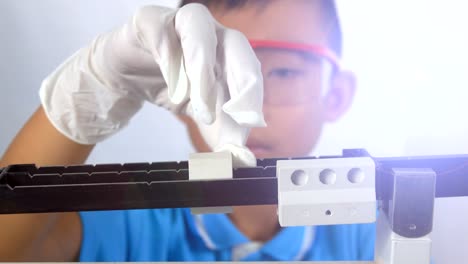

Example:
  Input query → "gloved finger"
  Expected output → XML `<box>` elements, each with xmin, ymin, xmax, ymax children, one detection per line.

<box><xmin>175</xmin><ymin>4</ymin><xmax>218</xmax><ymax>124</ymax></box>
<box><xmin>195</xmin><ymin>100</ymin><xmax>257</xmax><ymax>167</ymax></box>
<box><xmin>216</xmin><ymin>143</ymin><xmax>257</xmax><ymax>168</ymax></box>
<box><xmin>131</xmin><ymin>6</ymin><xmax>189</xmax><ymax>105</ymax></box>
<box><xmin>214</xmin><ymin>117</ymin><xmax>257</xmax><ymax>168</ymax></box>
<box><xmin>220</xmin><ymin>29</ymin><xmax>267</xmax><ymax>128</ymax></box>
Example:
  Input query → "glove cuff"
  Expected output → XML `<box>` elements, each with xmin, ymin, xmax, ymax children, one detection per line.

<box><xmin>39</xmin><ymin>45</ymin><xmax>144</xmax><ymax>145</ymax></box>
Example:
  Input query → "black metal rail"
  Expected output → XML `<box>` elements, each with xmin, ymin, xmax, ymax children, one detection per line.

<box><xmin>1</xmin><ymin>149</ymin><xmax>467</xmax><ymax>214</ymax></box>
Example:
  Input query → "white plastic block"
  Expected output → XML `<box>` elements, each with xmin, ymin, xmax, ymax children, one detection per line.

<box><xmin>188</xmin><ymin>151</ymin><xmax>233</xmax><ymax>214</ymax></box>
<box><xmin>189</xmin><ymin>151</ymin><xmax>233</xmax><ymax>180</ymax></box>
<box><xmin>277</xmin><ymin>157</ymin><xmax>376</xmax><ymax>227</ymax></box>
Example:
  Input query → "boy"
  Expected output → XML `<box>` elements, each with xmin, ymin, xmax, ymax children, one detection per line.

<box><xmin>0</xmin><ymin>0</ymin><xmax>375</xmax><ymax>261</ymax></box>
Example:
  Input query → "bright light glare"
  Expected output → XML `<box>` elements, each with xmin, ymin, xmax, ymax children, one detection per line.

<box><xmin>314</xmin><ymin>0</ymin><xmax>468</xmax><ymax>157</ymax></box>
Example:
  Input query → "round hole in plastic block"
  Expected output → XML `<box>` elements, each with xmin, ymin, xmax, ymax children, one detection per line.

<box><xmin>291</xmin><ymin>170</ymin><xmax>308</xmax><ymax>186</ymax></box>
<box><xmin>319</xmin><ymin>169</ymin><xmax>336</xmax><ymax>185</ymax></box>
<box><xmin>348</xmin><ymin>168</ymin><xmax>365</xmax><ymax>184</ymax></box>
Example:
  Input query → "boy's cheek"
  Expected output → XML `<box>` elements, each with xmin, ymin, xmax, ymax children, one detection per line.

<box><xmin>253</xmin><ymin>108</ymin><xmax>325</xmax><ymax>157</ymax></box>
<box><xmin>178</xmin><ymin>105</ymin><xmax>325</xmax><ymax>158</ymax></box>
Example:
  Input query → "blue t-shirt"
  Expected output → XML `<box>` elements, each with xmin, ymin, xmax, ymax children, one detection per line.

<box><xmin>79</xmin><ymin>208</ymin><xmax>375</xmax><ymax>261</ymax></box>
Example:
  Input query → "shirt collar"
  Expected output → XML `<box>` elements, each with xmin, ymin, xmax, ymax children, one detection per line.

<box><xmin>195</xmin><ymin>213</ymin><xmax>249</xmax><ymax>249</ymax></box>
<box><xmin>260</xmin><ymin>225</ymin><xmax>315</xmax><ymax>261</ymax></box>
<box><xmin>185</xmin><ymin>210</ymin><xmax>315</xmax><ymax>260</ymax></box>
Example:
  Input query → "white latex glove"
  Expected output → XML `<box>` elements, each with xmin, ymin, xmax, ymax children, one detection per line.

<box><xmin>39</xmin><ymin>4</ymin><xmax>266</xmax><ymax>167</ymax></box>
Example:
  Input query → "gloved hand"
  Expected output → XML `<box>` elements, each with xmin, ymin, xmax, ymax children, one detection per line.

<box><xmin>39</xmin><ymin>4</ymin><xmax>266</xmax><ymax>167</ymax></box>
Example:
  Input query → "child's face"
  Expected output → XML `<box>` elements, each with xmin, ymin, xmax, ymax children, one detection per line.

<box><xmin>180</xmin><ymin>0</ymin><xmax>355</xmax><ymax>158</ymax></box>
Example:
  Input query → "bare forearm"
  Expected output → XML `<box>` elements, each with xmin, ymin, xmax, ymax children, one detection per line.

<box><xmin>0</xmin><ymin>106</ymin><xmax>91</xmax><ymax>261</ymax></box>
<box><xmin>0</xmin><ymin>106</ymin><xmax>94</xmax><ymax>167</ymax></box>
<box><xmin>0</xmin><ymin>214</ymin><xmax>55</xmax><ymax>261</ymax></box>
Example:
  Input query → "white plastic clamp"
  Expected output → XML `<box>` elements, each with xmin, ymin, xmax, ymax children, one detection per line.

<box><xmin>188</xmin><ymin>151</ymin><xmax>233</xmax><ymax>214</ymax></box>
<box><xmin>277</xmin><ymin>157</ymin><xmax>376</xmax><ymax>226</ymax></box>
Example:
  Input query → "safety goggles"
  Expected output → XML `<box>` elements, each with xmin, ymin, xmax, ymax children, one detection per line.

<box><xmin>250</xmin><ymin>40</ymin><xmax>340</xmax><ymax>70</ymax></box>
<box><xmin>249</xmin><ymin>40</ymin><xmax>340</xmax><ymax>106</ymax></box>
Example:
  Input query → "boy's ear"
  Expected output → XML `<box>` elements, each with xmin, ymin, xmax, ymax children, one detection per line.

<box><xmin>323</xmin><ymin>70</ymin><xmax>357</xmax><ymax>122</ymax></box>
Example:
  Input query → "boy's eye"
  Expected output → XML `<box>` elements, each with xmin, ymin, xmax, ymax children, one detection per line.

<box><xmin>268</xmin><ymin>67</ymin><xmax>304</xmax><ymax>79</ymax></box>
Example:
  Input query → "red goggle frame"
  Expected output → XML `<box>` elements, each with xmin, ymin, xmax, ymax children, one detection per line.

<box><xmin>249</xmin><ymin>39</ymin><xmax>340</xmax><ymax>70</ymax></box>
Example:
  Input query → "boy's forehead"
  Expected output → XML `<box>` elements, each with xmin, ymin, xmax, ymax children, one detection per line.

<box><xmin>209</xmin><ymin>0</ymin><xmax>329</xmax><ymax>46</ymax></box>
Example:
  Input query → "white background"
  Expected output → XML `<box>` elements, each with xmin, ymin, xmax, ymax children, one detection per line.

<box><xmin>0</xmin><ymin>0</ymin><xmax>467</xmax><ymax>262</ymax></box>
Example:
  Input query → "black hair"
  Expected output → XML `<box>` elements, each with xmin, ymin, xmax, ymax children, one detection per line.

<box><xmin>179</xmin><ymin>0</ymin><xmax>343</xmax><ymax>57</ymax></box>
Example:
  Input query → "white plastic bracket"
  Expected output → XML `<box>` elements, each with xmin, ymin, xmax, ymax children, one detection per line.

<box><xmin>375</xmin><ymin>211</ymin><xmax>431</xmax><ymax>264</ymax></box>
<box><xmin>374</xmin><ymin>168</ymin><xmax>435</xmax><ymax>264</ymax></box>
<box><xmin>277</xmin><ymin>157</ymin><xmax>376</xmax><ymax>226</ymax></box>
<box><xmin>188</xmin><ymin>151</ymin><xmax>233</xmax><ymax>214</ymax></box>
